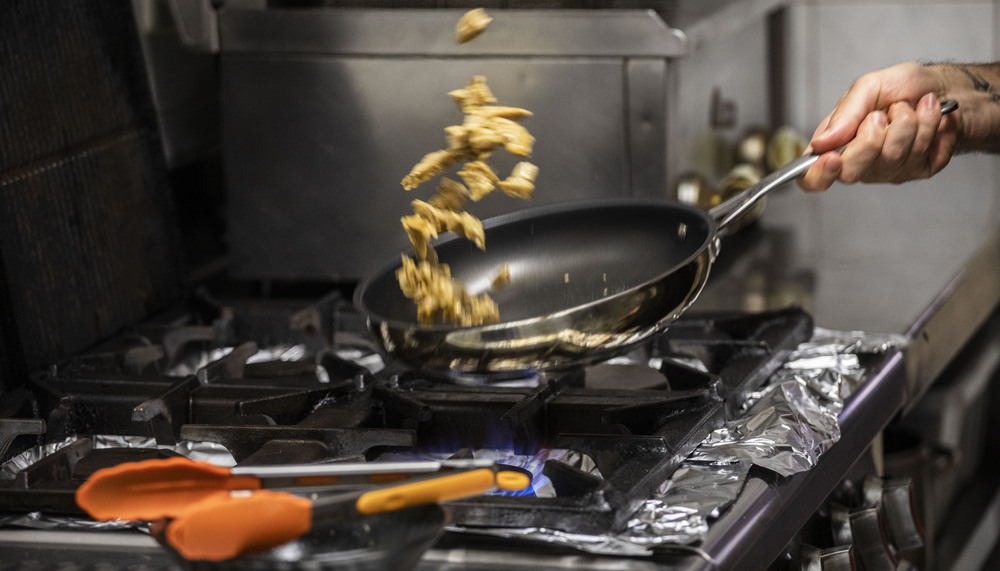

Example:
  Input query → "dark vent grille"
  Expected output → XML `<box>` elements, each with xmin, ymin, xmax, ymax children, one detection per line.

<box><xmin>0</xmin><ymin>1</ymin><xmax>181</xmax><ymax>388</ymax></box>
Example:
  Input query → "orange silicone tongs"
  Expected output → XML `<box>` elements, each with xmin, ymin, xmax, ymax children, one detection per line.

<box><xmin>162</xmin><ymin>466</ymin><xmax>527</xmax><ymax>561</ymax></box>
<box><xmin>75</xmin><ymin>456</ymin><xmax>517</xmax><ymax>521</ymax></box>
<box><xmin>76</xmin><ymin>457</ymin><xmax>531</xmax><ymax>561</ymax></box>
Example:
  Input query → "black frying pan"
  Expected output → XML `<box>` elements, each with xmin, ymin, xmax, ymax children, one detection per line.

<box><xmin>356</xmin><ymin>197</ymin><xmax>714</xmax><ymax>376</ymax></box>
<box><xmin>355</xmin><ymin>100</ymin><xmax>957</xmax><ymax>376</ymax></box>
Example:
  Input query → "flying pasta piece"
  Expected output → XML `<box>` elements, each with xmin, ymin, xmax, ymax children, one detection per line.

<box><xmin>456</xmin><ymin>8</ymin><xmax>493</xmax><ymax>44</ymax></box>
<box><xmin>396</xmin><ymin>22</ymin><xmax>538</xmax><ymax>326</ymax></box>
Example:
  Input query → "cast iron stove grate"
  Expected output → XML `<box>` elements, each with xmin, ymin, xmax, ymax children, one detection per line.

<box><xmin>0</xmin><ymin>291</ymin><xmax>812</xmax><ymax>539</ymax></box>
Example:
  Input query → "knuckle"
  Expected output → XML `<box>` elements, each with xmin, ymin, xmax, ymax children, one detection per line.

<box><xmin>856</xmin><ymin>72</ymin><xmax>882</xmax><ymax>91</ymax></box>
<box><xmin>889</xmin><ymin>101</ymin><xmax>916</xmax><ymax>121</ymax></box>
<box><xmin>882</xmin><ymin>146</ymin><xmax>907</xmax><ymax>163</ymax></box>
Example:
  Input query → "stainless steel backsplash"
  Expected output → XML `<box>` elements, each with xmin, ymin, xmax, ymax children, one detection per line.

<box><xmin>216</xmin><ymin>8</ymin><xmax>687</xmax><ymax>280</ymax></box>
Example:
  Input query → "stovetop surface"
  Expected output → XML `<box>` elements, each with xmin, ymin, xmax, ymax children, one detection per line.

<box><xmin>0</xmin><ymin>289</ymin><xmax>813</xmax><ymax>568</ymax></box>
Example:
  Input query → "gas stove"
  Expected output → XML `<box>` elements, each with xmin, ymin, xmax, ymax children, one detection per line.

<box><xmin>0</xmin><ymin>286</ymin><xmax>813</xmax><ymax>568</ymax></box>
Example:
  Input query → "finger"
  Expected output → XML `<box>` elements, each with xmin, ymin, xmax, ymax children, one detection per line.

<box><xmin>839</xmin><ymin>111</ymin><xmax>889</xmax><ymax>183</ymax></box>
<box><xmin>894</xmin><ymin>92</ymin><xmax>947</xmax><ymax>182</ymax></box>
<box><xmin>876</xmin><ymin>101</ymin><xmax>919</xmax><ymax>167</ymax></box>
<box><xmin>908</xmin><ymin>92</ymin><xmax>940</xmax><ymax>159</ymax></box>
<box><xmin>797</xmin><ymin>152</ymin><xmax>842</xmax><ymax>192</ymax></box>
<box><xmin>808</xmin><ymin>113</ymin><xmax>835</xmax><ymax>144</ymax></box>
<box><xmin>863</xmin><ymin>101</ymin><xmax>921</xmax><ymax>183</ymax></box>
<box><xmin>927</xmin><ymin>113</ymin><xmax>960</xmax><ymax>176</ymax></box>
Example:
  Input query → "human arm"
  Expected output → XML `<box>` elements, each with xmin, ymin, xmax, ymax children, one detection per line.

<box><xmin>798</xmin><ymin>61</ymin><xmax>1000</xmax><ymax>192</ymax></box>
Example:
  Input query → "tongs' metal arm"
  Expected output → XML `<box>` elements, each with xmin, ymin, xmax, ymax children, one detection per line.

<box><xmin>229</xmin><ymin>458</ymin><xmax>496</xmax><ymax>479</ymax></box>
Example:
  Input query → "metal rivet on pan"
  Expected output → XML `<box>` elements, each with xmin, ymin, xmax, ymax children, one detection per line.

<box><xmin>678</xmin><ymin>223</ymin><xmax>687</xmax><ymax>240</ymax></box>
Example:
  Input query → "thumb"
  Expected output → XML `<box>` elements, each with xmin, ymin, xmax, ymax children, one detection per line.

<box><xmin>809</xmin><ymin>83</ymin><xmax>883</xmax><ymax>153</ymax></box>
<box><xmin>810</xmin><ymin>109</ymin><xmax>866</xmax><ymax>153</ymax></box>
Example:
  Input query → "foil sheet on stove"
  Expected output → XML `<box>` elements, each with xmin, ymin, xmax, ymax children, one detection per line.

<box><xmin>0</xmin><ymin>435</ymin><xmax>235</xmax><ymax>531</ymax></box>
<box><xmin>464</xmin><ymin>327</ymin><xmax>906</xmax><ymax>554</ymax></box>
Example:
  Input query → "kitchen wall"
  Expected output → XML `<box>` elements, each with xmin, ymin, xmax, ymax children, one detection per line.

<box><xmin>671</xmin><ymin>0</ymin><xmax>1000</xmax><ymax>204</ymax></box>
<box><xmin>668</xmin><ymin>0</ymin><xmax>786</xmax><ymax>187</ymax></box>
<box><xmin>781</xmin><ymin>0</ymin><xmax>1000</xmax><ymax>318</ymax></box>
<box><xmin>668</xmin><ymin>0</ymin><xmax>1000</xmax><ymax>331</ymax></box>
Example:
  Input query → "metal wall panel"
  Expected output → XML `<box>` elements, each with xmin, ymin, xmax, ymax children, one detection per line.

<box><xmin>219</xmin><ymin>9</ymin><xmax>686</xmax><ymax>280</ymax></box>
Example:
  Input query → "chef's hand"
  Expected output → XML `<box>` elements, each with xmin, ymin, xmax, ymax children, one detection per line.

<box><xmin>799</xmin><ymin>62</ymin><xmax>963</xmax><ymax>192</ymax></box>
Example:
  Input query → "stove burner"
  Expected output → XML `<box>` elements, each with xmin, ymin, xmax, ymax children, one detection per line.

<box><xmin>584</xmin><ymin>362</ymin><xmax>671</xmax><ymax>390</ymax></box>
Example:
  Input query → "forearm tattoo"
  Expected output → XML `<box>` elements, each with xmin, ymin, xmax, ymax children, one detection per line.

<box><xmin>959</xmin><ymin>65</ymin><xmax>1000</xmax><ymax>104</ymax></box>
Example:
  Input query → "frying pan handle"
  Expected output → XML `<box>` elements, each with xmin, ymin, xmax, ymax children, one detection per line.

<box><xmin>708</xmin><ymin>98</ymin><xmax>959</xmax><ymax>236</ymax></box>
<box><xmin>708</xmin><ymin>153</ymin><xmax>818</xmax><ymax>235</ymax></box>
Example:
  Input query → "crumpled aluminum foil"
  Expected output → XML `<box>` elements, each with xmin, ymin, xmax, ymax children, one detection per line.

<box><xmin>470</xmin><ymin>326</ymin><xmax>907</xmax><ymax>553</ymax></box>
<box><xmin>686</xmin><ymin>326</ymin><xmax>904</xmax><ymax>478</ymax></box>
<box><xmin>0</xmin><ymin>435</ymin><xmax>235</xmax><ymax>531</ymax></box>
<box><xmin>0</xmin><ymin>435</ymin><xmax>236</xmax><ymax>481</ymax></box>
<box><xmin>167</xmin><ymin>343</ymin><xmax>314</xmax><ymax>378</ymax></box>
<box><xmin>0</xmin><ymin>511</ymin><xmax>149</xmax><ymax>532</ymax></box>
<box><xmin>449</xmin><ymin>525</ymin><xmax>652</xmax><ymax>556</ymax></box>
<box><xmin>0</xmin><ymin>434</ymin><xmax>158</xmax><ymax>480</ymax></box>
<box><xmin>689</xmin><ymin>377</ymin><xmax>842</xmax><ymax>476</ymax></box>
<box><xmin>623</xmin><ymin>461</ymin><xmax>751</xmax><ymax>545</ymax></box>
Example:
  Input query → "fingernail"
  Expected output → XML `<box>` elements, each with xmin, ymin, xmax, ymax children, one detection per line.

<box><xmin>872</xmin><ymin>111</ymin><xmax>888</xmax><ymax>128</ymax></box>
<box><xmin>921</xmin><ymin>92</ymin><xmax>937</xmax><ymax>111</ymax></box>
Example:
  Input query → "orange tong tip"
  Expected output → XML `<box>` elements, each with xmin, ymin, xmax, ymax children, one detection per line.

<box><xmin>166</xmin><ymin>490</ymin><xmax>313</xmax><ymax>561</ymax></box>
<box><xmin>76</xmin><ymin>457</ymin><xmax>258</xmax><ymax>521</ymax></box>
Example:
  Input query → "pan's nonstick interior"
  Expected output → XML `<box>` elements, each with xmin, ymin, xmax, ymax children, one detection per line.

<box><xmin>358</xmin><ymin>200</ymin><xmax>713</xmax><ymax>326</ymax></box>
